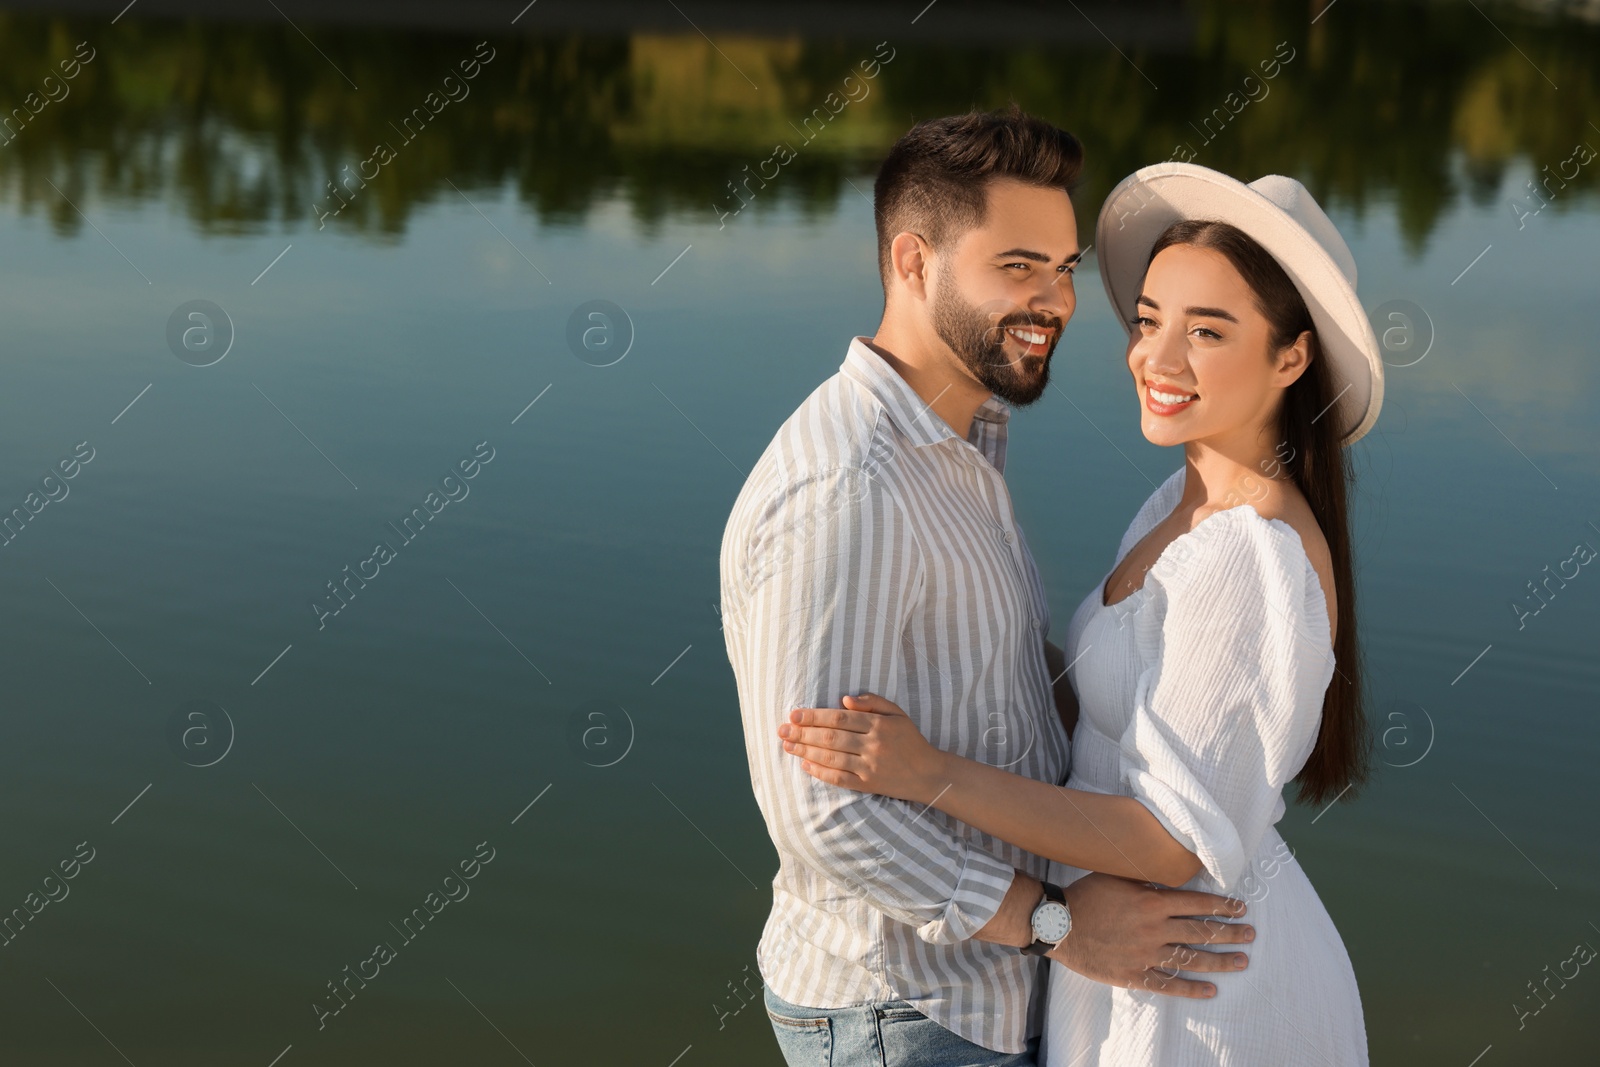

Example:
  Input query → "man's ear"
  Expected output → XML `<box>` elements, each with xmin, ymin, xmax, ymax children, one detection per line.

<box><xmin>888</xmin><ymin>231</ymin><xmax>933</xmax><ymax>301</ymax></box>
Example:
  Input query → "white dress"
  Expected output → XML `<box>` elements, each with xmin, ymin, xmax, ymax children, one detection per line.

<box><xmin>1039</xmin><ymin>467</ymin><xmax>1368</xmax><ymax>1066</ymax></box>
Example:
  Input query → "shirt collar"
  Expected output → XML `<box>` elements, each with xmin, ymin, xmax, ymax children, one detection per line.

<box><xmin>840</xmin><ymin>336</ymin><xmax>1011</xmax><ymax>451</ymax></box>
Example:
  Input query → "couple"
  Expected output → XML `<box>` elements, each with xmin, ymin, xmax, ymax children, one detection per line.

<box><xmin>719</xmin><ymin>104</ymin><xmax>1380</xmax><ymax>1066</ymax></box>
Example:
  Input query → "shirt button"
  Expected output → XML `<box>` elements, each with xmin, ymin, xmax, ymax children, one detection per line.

<box><xmin>1002</xmin><ymin>530</ymin><xmax>1015</xmax><ymax>544</ymax></box>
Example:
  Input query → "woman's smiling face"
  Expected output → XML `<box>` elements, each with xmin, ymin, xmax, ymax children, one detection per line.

<box><xmin>1126</xmin><ymin>242</ymin><xmax>1309</xmax><ymax>449</ymax></box>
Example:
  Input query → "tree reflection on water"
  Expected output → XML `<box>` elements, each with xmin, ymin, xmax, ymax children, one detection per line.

<box><xmin>0</xmin><ymin>0</ymin><xmax>1594</xmax><ymax>252</ymax></box>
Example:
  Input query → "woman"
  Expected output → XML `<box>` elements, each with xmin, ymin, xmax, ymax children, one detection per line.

<box><xmin>774</xmin><ymin>162</ymin><xmax>1381</xmax><ymax>1065</ymax></box>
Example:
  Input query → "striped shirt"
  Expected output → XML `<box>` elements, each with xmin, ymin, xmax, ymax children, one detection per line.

<box><xmin>719</xmin><ymin>335</ymin><xmax>1072</xmax><ymax>1054</ymax></box>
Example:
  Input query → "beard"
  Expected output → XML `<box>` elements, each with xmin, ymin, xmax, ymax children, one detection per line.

<box><xmin>931</xmin><ymin>272</ymin><xmax>1061</xmax><ymax>407</ymax></box>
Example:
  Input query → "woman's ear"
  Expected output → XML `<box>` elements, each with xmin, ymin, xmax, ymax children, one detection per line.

<box><xmin>1275</xmin><ymin>329</ymin><xmax>1313</xmax><ymax>387</ymax></box>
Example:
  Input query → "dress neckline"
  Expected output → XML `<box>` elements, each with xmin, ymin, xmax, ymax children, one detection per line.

<box><xmin>1098</xmin><ymin>499</ymin><xmax>1294</xmax><ymax>610</ymax></box>
<box><xmin>1091</xmin><ymin>492</ymin><xmax>1330</xmax><ymax>657</ymax></box>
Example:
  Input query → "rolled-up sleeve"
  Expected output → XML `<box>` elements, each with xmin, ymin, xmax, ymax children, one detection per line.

<box><xmin>723</xmin><ymin>465</ymin><xmax>1017</xmax><ymax>943</ymax></box>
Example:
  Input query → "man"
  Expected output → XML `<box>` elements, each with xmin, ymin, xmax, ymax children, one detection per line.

<box><xmin>719</xmin><ymin>104</ymin><xmax>1254</xmax><ymax>1066</ymax></box>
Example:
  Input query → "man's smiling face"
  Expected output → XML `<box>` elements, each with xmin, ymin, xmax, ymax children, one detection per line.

<box><xmin>929</xmin><ymin>178</ymin><xmax>1080</xmax><ymax>406</ymax></box>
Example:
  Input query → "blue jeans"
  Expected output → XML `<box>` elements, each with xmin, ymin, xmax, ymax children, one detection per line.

<box><xmin>763</xmin><ymin>984</ymin><xmax>1040</xmax><ymax>1067</ymax></box>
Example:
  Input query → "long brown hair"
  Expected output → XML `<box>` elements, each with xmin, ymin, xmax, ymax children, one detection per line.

<box><xmin>1148</xmin><ymin>219</ymin><xmax>1370</xmax><ymax>807</ymax></box>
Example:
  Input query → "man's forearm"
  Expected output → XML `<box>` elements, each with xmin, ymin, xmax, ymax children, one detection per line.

<box><xmin>973</xmin><ymin>868</ymin><xmax>1039</xmax><ymax>948</ymax></box>
<box><xmin>765</xmin><ymin>772</ymin><xmax>1027</xmax><ymax>944</ymax></box>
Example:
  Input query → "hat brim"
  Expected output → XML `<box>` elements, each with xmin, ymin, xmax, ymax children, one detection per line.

<box><xmin>1094</xmin><ymin>162</ymin><xmax>1383</xmax><ymax>446</ymax></box>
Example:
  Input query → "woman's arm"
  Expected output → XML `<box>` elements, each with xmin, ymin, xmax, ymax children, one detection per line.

<box><xmin>780</xmin><ymin>695</ymin><xmax>1203</xmax><ymax>887</ymax></box>
<box><xmin>938</xmin><ymin>740</ymin><xmax>1203</xmax><ymax>886</ymax></box>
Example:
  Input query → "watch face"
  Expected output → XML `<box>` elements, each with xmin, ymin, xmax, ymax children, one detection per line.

<box><xmin>1033</xmin><ymin>901</ymin><xmax>1071</xmax><ymax>942</ymax></box>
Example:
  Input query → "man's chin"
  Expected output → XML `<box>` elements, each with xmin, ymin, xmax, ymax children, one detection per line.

<box><xmin>962</xmin><ymin>344</ymin><xmax>1052</xmax><ymax>405</ymax></box>
<box><xmin>989</xmin><ymin>369</ymin><xmax>1050</xmax><ymax>407</ymax></box>
<box><xmin>1009</xmin><ymin>357</ymin><xmax>1053</xmax><ymax>402</ymax></box>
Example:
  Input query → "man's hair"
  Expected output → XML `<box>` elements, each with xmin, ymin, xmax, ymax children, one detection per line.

<box><xmin>872</xmin><ymin>103</ymin><xmax>1084</xmax><ymax>289</ymax></box>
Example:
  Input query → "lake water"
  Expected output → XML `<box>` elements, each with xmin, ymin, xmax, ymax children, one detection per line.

<box><xmin>0</xmin><ymin>1</ymin><xmax>1596</xmax><ymax>1063</ymax></box>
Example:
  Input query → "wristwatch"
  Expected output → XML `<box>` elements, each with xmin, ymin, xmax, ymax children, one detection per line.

<box><xmin>1021</xmin><ymin>880</ymin><xmax>1071</xmax><ymax>956</ymax></box>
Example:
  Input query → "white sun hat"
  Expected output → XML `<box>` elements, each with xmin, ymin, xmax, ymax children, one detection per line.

<box><xmin>1095</xmin><ymin>161</ymin><xmax>1384</xmax><ymax>446</ymax></box>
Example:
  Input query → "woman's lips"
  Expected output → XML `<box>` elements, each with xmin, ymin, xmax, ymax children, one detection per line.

<box><xmin>1145</xmin><ymin>385</ymin><xmax>1198</xmax><ymax>416</ymax></box>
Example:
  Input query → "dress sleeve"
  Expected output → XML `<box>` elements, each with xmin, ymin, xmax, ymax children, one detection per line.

<box><xmin>1117</xmin><ymin>507</ymin><xmax>1336</xmax><ymax>892</ymax></box>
